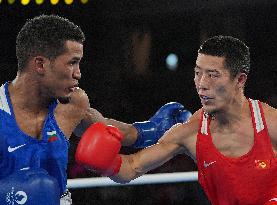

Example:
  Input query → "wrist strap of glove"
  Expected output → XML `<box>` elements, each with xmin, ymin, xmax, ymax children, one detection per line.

<box><xmin>132</xmin><ymin>121</ymin><xmax>157</xmax><ymax>148</ymax></box>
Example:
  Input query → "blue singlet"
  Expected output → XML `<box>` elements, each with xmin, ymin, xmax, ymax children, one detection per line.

<box><xmin>0</xmin><ymin>82</ymin><xmax>69</xmax><ymax>196</ymax></box>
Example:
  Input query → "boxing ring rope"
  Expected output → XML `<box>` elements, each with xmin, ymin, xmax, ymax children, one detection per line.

<box><xmin>67</xmin><ymin>171</ymin><xmax>198</xmax><ymax>189</ymax></box>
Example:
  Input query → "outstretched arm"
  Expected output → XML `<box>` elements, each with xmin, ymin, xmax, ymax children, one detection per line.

<box><xmin>111</xmin><ymin>121</ymin><xmax>195</xmax><ymax>183</ymax></box>
<box><xmin>112</xmin><ymin>134</ymin><xmax>184</xmax><ymax>183</ymax></box>
<box><xmin>73</xmin><ymin>108</ymin><xmax>137</xmax><ymax>146</ymax></box>
<box><xmin>75</xmin><ymin>122</ymin><xmax>190</xmax><ymax>183</ymax></box>
<box><xmin>74</xmin><ymin>102</ymin><xmax>191</xmax><ymax>148</ymax></box>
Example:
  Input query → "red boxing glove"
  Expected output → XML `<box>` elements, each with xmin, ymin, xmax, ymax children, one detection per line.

<box><xmin>75</xmin><ymin>122</ymin><xmax>123</xmax><ymax>176</ymax></box>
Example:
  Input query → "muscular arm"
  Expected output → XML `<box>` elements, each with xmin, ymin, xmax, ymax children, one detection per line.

<box><xmin>73</xmin><ymin>93</ymin><xmax>191</xmax><ymax>148</ymax></box>
<box><xmin>110</xmin><ymin>110</ymin><xmax>200</xmax><ymax>183</ymax></box>
<box><xmin>73</xmin><ymin>108</ymin><xmax>137</xmax><ymax>146</ymax></box>
<box><xmin>75</xmin><ymin>111</ymin><xmax>198</xmax><ymax>182</ymax></box>
<box><xmin>110</xmin><ymin>123</ymin><xmax>189</xmax><ymax>183</ymax></box>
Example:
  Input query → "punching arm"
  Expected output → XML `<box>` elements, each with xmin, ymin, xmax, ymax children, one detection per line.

<box><xmin>74</xmin><ymin>102</ymin><xmax>191</xmax><ymax>148</ymax></box>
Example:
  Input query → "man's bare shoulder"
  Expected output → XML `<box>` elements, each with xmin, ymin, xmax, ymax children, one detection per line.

<box><xmin>261</xmin><ymin>102</ymin><xmax>277</xmax><ymax>121</ymax></box>
<box><xmin>57</xmin><ymin>88</ymin><xmax>90</xmax><ymax>118</ymax></box>
<box><xmin>261</xmin><ymin>102</ymin><xmax>277</xmax><ymax>140</ymax></box>
<box><xmin>180</xmin><ymin>109</ymin><xmax>201</xmax><ymax>140</ymax></box>
<box><xmin>159</xmin><ymin>109</ymin><xmax>202</xmax><ymax>158</ymax></box>
<box><xmin>160</xmin><ymin>109</ymin><xmax>202</xmax><ymax>144</ymax></box>
<box><xmin>53</xmin><ymin>88</ymin><xmax>90</xmax><ymax>138</ymax></box>
<box><xmin>70</xmin><ymin>88</ymin><xmax>90</xmax><ymax>109</ymax></box>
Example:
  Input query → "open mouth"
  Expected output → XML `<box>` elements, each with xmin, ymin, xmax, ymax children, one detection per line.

<box><xmin>200</xmin><ymin>95</ymin><xmax>214</xmax><ymax>103</ymax></box>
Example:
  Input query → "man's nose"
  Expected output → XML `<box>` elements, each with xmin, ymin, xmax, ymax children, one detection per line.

<box><xmin>73</xmin><ymin>68</ymin><xmax>81</xmax><ymax>80</ymax></box>
<box><xmin>198</xmin><ymin>74</ymin><xmax>209</xmax><ymax>91</ymax></box>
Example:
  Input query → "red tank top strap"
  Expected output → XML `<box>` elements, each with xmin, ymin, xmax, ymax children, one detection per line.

<box><xmin>248</xmin><ymin>98</ymin><xmax>275</xmax><ymax>157</ymax></box>
<box><xmin>248</xmin><ymin>98</ymin><xmax>268</xmax><ymax>134</ymax></box>
<box><xmin>198</xmin><ymin>109</ymin><xmax>212</xmax><ymax>136</ymax></box>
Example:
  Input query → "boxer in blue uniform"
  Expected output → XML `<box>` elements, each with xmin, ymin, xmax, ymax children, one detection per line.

<box><xmin>0</xmin><ymin>15</ymin><xmax>191</xmax><ymax>204</ymax></box>
<box><xmin>0</xmin><ymin>83</ymin><xmax>69</xmax><ymax>196</ymax></box>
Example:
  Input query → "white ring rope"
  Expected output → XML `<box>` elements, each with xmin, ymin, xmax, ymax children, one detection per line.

<box><xmin>67</xmin><ymin>171</ymin><xmax>198</xmax><ymax>189</ymax></box>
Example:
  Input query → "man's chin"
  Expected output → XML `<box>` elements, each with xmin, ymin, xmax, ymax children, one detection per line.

<box><xmin>203</xmin><ymin>106</ymin><xmax>216</xmax><ymax>116</ymax></box>
<box><xmin>58</xmin><ymin>97</ymin><xmax>71</xmax><ymax>104</ymax></box>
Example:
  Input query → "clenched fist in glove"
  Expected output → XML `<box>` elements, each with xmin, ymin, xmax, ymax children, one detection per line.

<box><xmin>75</xmin><ymin>122</ymin><xmax>123</xmax><ymax>176</ymax></box>
<box><xmin>132</xmin><ymin>102</ymin><xmax>191</xmax><ymax>148</ymax></box>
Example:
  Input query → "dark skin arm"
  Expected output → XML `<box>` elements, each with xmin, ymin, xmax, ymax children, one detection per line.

<box><xmin>71</xmin><ymin>90</ymin><xmax>138</xmax><ymax>146</ymax></box>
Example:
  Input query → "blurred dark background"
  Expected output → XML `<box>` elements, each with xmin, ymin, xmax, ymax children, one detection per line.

<box><xmin>0</xmin><ymin>0</ymin><xmax>277</xmax><ymax>204</ymax></box>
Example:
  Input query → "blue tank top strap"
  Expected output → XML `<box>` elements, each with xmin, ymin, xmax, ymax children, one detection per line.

<box><xmin>48</xmin><ymin>100</ymin><xmax>58</xmax><ymax>117</ymax></box>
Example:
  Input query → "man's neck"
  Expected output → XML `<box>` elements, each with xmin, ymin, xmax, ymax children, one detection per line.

<box><xmin>9</xmin><ymin>74</ymin><xmax>52</xmax><ymax>114</ymax></box>
<box><xmin>213</xmin><ymin>96</ymin><xmax>248</xmax><ymax>128</ymax></box>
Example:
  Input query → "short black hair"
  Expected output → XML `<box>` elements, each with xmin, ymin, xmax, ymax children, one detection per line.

<box><xmin>16</xmin><ymin>14</ymin><xmax>85</xmax><ymax>71</ymax></box>
<box><xmin>198</xmin><ymin>35</ymin><xmax>250</xmax><ymax>78</ymax></box>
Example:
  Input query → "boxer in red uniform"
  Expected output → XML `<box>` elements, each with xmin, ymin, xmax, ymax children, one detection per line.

<box><xmin>76</xmin><ymin>36</ymin><xmax>277</xmax><ymax>205</ymax></box>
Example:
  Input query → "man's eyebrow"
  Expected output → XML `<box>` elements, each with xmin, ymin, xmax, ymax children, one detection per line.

<box><xmin>71</xmin><ymin>56</ymin><xmax>82</xmax><ymax>61</ymax></box>
<box><xmin>195</xmin><ymin>65</ymin><xmax>218</xmax><ymax>72</ymax></box>
<box><xmin>207</xmin><ymin>69</ymin><xmax>219</xmax><ymax>73</ymax></box>
<box><xmin>194</xmin><ymin>65</ymin><xmax>201</xmax><ymax>70</ymax></box>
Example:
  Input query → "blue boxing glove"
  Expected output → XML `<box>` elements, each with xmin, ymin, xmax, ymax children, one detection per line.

<box><xmin>132</xmin><ymin>102</ymin><xmax>191</xmax><ymax>148</ymax></box>
<box><xmin>0</xmin><ymin>168</ymin><xmax>60</xmax><ymax>205</ymax></box>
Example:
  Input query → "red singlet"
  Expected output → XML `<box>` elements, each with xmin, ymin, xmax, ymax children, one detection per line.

<box><xmin>197</xmin><ymin>99</ymin><xmax>277</xmax><ymax>205</ymax></box>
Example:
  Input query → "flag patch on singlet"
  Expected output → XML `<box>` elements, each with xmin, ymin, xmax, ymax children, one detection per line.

<box><xmin>254</xmin><ymin>160</ymin><xmax>271</xmax><ymax>169</ymax></box>
<box><xmin>47</xmin><ymin>130</ymin><xmax>58</xmax><ymax>142</ymax></box>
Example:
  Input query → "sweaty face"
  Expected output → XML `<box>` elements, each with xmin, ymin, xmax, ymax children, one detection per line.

<box><xmin>194</xmin><ymin>54</ymin><xmax>239</xmax><ymax>115</ymax></box>
<box><xmin>42</xmin><ymin>40</ymin><xmax>83</xmax><ymax>103</ymax></box>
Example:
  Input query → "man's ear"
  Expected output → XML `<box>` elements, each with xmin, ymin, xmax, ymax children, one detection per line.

<box><xmin>237</xmin><ymin>72</ymin><xmax>247</xmax><ymax>89</ymax></box>
<box><xmin>34</xmin><ymin>56</ymin><xmax>48</xmax><ymax>74</ymax></box>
